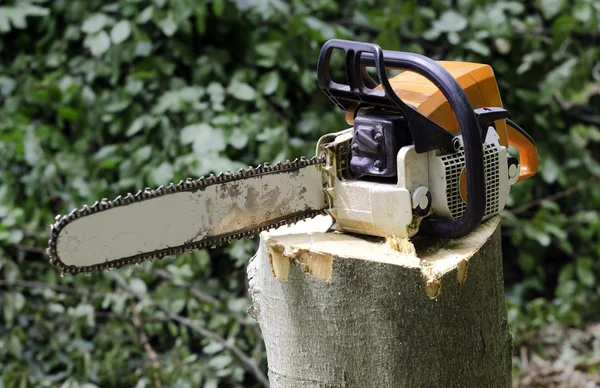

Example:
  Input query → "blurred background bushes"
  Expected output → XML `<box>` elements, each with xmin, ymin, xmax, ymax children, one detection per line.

<box><xmin>0</xmin><ymin>0</ymin><xmax>599</xmax><ymax>386</ymax></box>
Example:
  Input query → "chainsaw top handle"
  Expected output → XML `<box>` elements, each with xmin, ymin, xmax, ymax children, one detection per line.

<box><xmin>317</xmin><ymin>39</ymin><xmax>485</xmax><ymax>239</ymax></box>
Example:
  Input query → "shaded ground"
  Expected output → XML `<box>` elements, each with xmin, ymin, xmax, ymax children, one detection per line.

<box><xmin>513</xmin><ymin>323</ymin><xmax>600</xmax><ymax>387</ymax></box>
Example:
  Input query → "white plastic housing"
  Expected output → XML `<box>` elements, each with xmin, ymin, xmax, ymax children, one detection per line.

<box><xmin>317</xmin><ymin>126</ymin><xmax>515</xmax><ymax>239</ymax></box>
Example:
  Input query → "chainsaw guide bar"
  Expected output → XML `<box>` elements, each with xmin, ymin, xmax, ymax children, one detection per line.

<box><xmin>47</xmin><ymin>156</ymin><xmax>326</xmax><ymax>275</ymax></box>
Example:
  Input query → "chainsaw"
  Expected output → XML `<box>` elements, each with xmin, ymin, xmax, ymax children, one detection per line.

<box><xmin>47</xmin><ymin>39</ymin><xmax>538</xmax><ymax>275</ymax></box>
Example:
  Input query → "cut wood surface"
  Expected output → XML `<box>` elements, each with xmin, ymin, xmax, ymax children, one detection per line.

<box><xmin>247</xmin><ymin>215</ymin><xmax>512</xmax><ymax>388</ymax></box>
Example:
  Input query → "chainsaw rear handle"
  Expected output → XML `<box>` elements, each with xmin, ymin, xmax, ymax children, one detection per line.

<box><xmin>506</xmin><ymin>119</ymin><xmax>539</xmax><ymax>182</ymax></box>
<box><xmin>317</xmin><ymin>39</ymin><xmax>485</xmax><ymax>238</ymax></box>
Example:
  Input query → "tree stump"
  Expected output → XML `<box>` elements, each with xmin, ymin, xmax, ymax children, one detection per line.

<box><xmin>247</xmin><ymin>215</ymin><xmax>512</xmax><ymax>388</ymax></box>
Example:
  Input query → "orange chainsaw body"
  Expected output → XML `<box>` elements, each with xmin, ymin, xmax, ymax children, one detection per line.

<box><xmin>346</xmin><ymin>62</ymin><xmax>538</xmax><ymax>183</ymax></box>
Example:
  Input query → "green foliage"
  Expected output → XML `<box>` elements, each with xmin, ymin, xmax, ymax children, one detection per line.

<box><xmin>1</xmin><ymin>0</ymin><xmax>599</xmax><ymax>386</ymax></box>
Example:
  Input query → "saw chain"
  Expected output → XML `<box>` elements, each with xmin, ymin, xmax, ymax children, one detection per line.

<box><xmin>47</xmin><ymin>156</ymin><xmax>326</xmax><ymax>275</ymax></box>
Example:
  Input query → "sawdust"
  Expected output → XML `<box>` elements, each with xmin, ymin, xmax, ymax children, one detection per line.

<box><xmin>385</xmin><ymin>235</ymin><xmax>416</xmax><ymax>255</ymax></box>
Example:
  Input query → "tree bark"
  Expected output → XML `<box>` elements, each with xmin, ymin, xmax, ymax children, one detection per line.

<box><xmin>247</xmin><ymin>215</ymin><xmax>512</xmax><ymax>388</ymax></box>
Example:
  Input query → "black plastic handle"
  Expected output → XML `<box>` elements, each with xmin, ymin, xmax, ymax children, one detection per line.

<box><xmin>317</xmin><ymin>39</ymin><xmax>485</xmax><ymax>238</ymax></box>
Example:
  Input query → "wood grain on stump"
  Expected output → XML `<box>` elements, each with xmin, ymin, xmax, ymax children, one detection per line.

<box><xmin>247</xmin><ymin>215</ymin><xmax>512</xmax><ymax>388</ymax></box>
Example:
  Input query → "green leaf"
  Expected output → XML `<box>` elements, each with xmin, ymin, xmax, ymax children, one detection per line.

<box><xmin>58</xmin><ymin>107</ymin><xmax>80</xmax><ymax>121</ymax></box>
<box><xmin>203</xmin><ymin>341</ymin><xmax>224</xmax><ymax>355</ymax></box>
<box><xmin>180</xmin><ymin>123</ymin><xmax>227</xmax><ymax>154</ymax></box>
<box><xmin>179</xmin><ymin>86</ymin><xmax>205</xmax><ymax>101</ymax></box>
<box><xmin>24</xmin><ymin>131</ymin><xmax>41</xmax><ymax>165</ymax></box>
<box><xmin>0</xmin><ymin>76</ymin><xmax>16</xmax><ymax>96</ymax></box>
<box><xmin>518</xmin><ymin>253</ymin><xmax>536</xmax><ymax>272</ymax></box>
<box><xmin>158</xmin><ymin>12</ymin><xmax>178</xmax><ymax>37</ymax></box>
<box><xmin>135</xmin><ymin>41</ymin><xmax>153</xmax><ymax>57</ymax></box>
<box><xmin>69</xmin><ymin>304</ymin><xmax>95</xmax><ymax>327</ymax></box>
<box><xmin>106</xmin><ymin>100</ymin><xmax>130</xmax><ymax>113</ymax></box>
<box><xmin>575</xmin><ymin>257</ymin><xmax>595</xmax><ymax>287</ymax></box>
<box><xmin>573</xmin><ymin>4</ymin><xmax>592</xmax><ymax>23</ymax></box>
<box><xmin>207</xmin><ymin>82</ymin><xmax>225</xmax><ymax>106</ymax></box>
<box><xmin>524</xmin><ymin>224</ymin><xmax>551</xmax><ymax>247</ymax></box>
<box><xmin>0</xmin><ymin>4</ymin><xmax>49</xmax><ymax>33</ymax></box>
<box><xmin>0</xmin><ymin>10</ymin><xmax>10</xmax><ymax>33</ymax></box>
<box><xmin>170</xmin><ymin>299</ymin><xmax>186</xmax><ymax>314</ymax></box>
<box><xmin>49</xmin><ymin>303</ymin><xmax>65</xmax><ymax>314</ymax></box>
<box><xmin>82</xmin><ymin>13</ymin><xmax>108</xmax><ymax>34</ymax></box>
<box><xmin>94</xmin><ymin>144</ymin><xmax>118</xmax><ymax>160</ymax></box>
<box><xmin>259</xmin><ymin>71</ymin><xmax>279</xmax><ymax>95</ymax></box>
<box><xmin>9</xmin><ymin>229</ymin><xmax>24</xmax><ymax>244</ymax></box>
<box><xmin>447</xmin><ymin>31</ymin><xmax>460</xmax><ymax>45</ymax></box>
<box><xmin>558</xmin><ymin>263</ymin><xmax>574</xmax><ymax>284</ymax></box>
<box><xmin>494</xmin><ymin>38</ymin><xmax>511</xmax><ymax>55</ymax></box>
<box><xmin>503</xmin><ymin>1</ymin><xmax>525</xmax><ymax>14</ymax></box>
<box><xmin>134</xmin><ymin>145</ymin><xmax>152</xmax><ymax>162</ymax></box>
<box><xmin>432</xmin><ymin>10</ymin><xmax>468</xmax><ymax>33</ymax></box>
<box><xmin>83</xmin><ymin>30</ymin><xmax>111</xmax><ymax>57</ymax></box>
<box><xmin>204</xmin><ymin>379</ymin><xmax>218</xmax><ymax>388</ymax></box>
<box><xmin>464</xmin><ymin>40</ymin><xmax>490</xmax><ymax>56</ymax></box>
<box><xmin>304</xmin><ymin>16</ymin><xmax>336</xmax><ymax>40</ymax></box>
<box><xmin>517</xmin><ymin>52</ymin><xmax>546</xmax><ymax>74</ymax></box>
<box><xmin>152</xmin><ymin>162</ymin><xmax>174</xmax><ymax>184</ymax></box>
<box><xmin>129</xmin><ymin>278</ymin><xmax>147</xmax><ymax>294</ymax></box>
<box><xmin>208</xmin><ymin>354</ymin><xmax>232</xmax><ymax>369</ymax></box>
<box><xmin>180</xmin><ymin>123</ymin><xmax>212</xmax><ymax>145</ymax></box>
<box><xmin>138</xmin><ymin>6</ymin><xmax>154</xmax><ymax>24</ymax></box>
<box><xmin>100</xmin><ymin>156</ymin><xmax>122</xmax><ymax>169</ymax></box>
<box><xmin>213</xmin><ymin>0</ymin><xmax>225</xmax><ymax>16</ymax></box>
<box><xmin>193</xmin><ymin>131</ymin><xmax>225</xmax><ymax>154</ymax></box>
<box><xmin>126</xmin><ymin>116</ymin><xmax>146</xmax><ymax>137</ymax></box>
<box><xmin>228</xmin><ymin>82</ymin><xmax>256</xmax><ymax>101</ymax></box>
<box><xmin>255</xmin><ymin>41</ymin><xmax>281</xmax><ymax>66</ymax></box>
<box><xmin>154</xmin><ymin>88</ymin><xmax>202</xmax><ymax>113</ymax></box>
<box><xmin>110</xmin><ymin>20</ymin><xmax>132</xmax><ymax>44</ymax></box>
<box><xmin>541</xmin><ymin>156</ymin><xmax>559</xmax><ymax>184</ymax></box>
<box><xmin>195</xmin><ymin>3</ymin><xmax>207</xmax><ymax>34</ymax></box>
<box><xmin>229</xmin><ymin>129</ymin><xmax>248</xmax><ymax>149</ymax></box>
<box><xmin>540</xmin><ymin>0</ymin><xmax>565</xmax><ymax>19</ymax></box>
<box><xmin>9</xmin><ymin>333</ymin><xmax>23</xmax><ymax>358</ymax></box>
